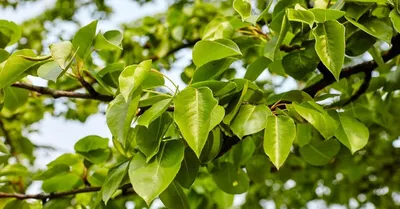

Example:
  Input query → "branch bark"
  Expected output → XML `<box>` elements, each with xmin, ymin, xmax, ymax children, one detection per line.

<box><xmin>0</xmin><ymin>186</ymin><xmax>101</xmax><ymax>200</ymax></box>
<box><xmin>303</xmin><ymin>35</ymin><xmax>400</xmax><ymax>97</ymax></box>
<box><xmin>11</xmin><ymin>82</ymin><xmax>114</xmax><ymax>102</ymax></box>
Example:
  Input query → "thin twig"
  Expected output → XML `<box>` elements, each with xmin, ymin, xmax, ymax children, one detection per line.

<box><xmin>11</xmin><ymin>82</ymin><xmax>114</xmax><ymax>102</ymax></box>
<box><xmin>0</xmin><ymin>186</ymin><xmax>101</xmax><ymax>200</ymax></box>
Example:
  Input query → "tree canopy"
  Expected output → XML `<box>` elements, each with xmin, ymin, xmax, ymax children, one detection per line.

<box><xmin>0</xmin><ymin>0</ymin><xmax>400</xmax><ymax>208</ymax></box>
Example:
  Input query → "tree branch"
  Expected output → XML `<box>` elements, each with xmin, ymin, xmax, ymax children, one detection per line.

<box><xmin>303</xmin><ymin>35</ymin><xmax>400</xmax><ymax>97</ymax></box>
<box><xmin>342</xmin><ymin>70</ymin><xmax>372</xmax><ymax>106</ymax></box>
<box><xmin>11</xmin><ymin>82</ymin><xmax>114</xmax><ymax>102</ymax></box>
<box><xmin>0</xmin><ymin>186</ymin><xmax>101</xmax><ymax>200</ymax></box>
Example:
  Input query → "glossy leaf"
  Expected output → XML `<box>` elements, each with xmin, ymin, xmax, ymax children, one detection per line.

<box><xmin>233</xmin><ymin>0</ymin><xmax>252</xmax><ymax>21</ymax></box>
<box><xmin>0</xmin><ymin>20</ymin><xmax>21</xmax><ymax>47</ymax></box>
<box><xmin>94</xmin><ymin>30</ymin><xmax>123</xmax><ymax>51</ymax></box>
<box><xmin>137</xmin><ymin>98</ymin><xmax>172</xmax><ymax>128</ymax></box>
<box><xmin>192</xmin><ymin>57</ymin><xmax>237</xmax><ymax>83</ymax></box>
<box><xmin>3</xmin><ymin>87</ymin><xmax>28</xmax><ymax>111</ymax></box>
<box><xmin>49</xmin><ymin>41</ymin><xmax>73</xmax><ymax>69</ymax></box>
<box><xmin>334</xmin><ymin>114</ymin><xmax>369</xmax><ymax>154</ymax></box>
<box><xmin>310</xmin><ymin>8</ymin><xmax>345</xmax><ymax>23</ymax></box>
<box><xmin>37</xmin><ymin>61</ymin><xmax>64</xmax><ymax>82</ymax></box>
<box><xmin>102</xmin><ymin>161</ymin><xmax>129</xmax><ymax>204</ymax></box>
<box><xmin>106</xmin><ymin>92</ymin><xmax>141</xmax><ymax>144</ymax></box>
<box><xmin>0</xmin><ymin>50</ymin><xmax>37</xmax><ymax>89</ymax></box>
<box><xmin>72</xmin><ymin>20</ymin><xmax>98</xmax><ymax>59</ymax></box>
<box><xmin>264</xmin><ymin>115</ymin><xmax>296</xmax><ymax>169</ymax></box>
<box><xmin>136</xmin><ymin>113</ymin><xmax>172</xmax><ymax>162</ymax></box>
<box><xmin>390</xmin><ymin>10</ymin><xmax>400</xmax><ymax>33</ymax></box>
<box><xmin>129</xmin><ymin>140</ymin><xmax>185</xmax><ymax>205</ymax></box>
<box><xmin>287</xmin><ymin>6</ymin><xmax>315</xmax><ymax>27</ymax></box>
<box><xmin>313</xmin><ymin>20</ymin><xmax>345</xmax><ymax>81</ymax></box>
<box><xmin>74</xmin><ymin>135</ymin><xmax>110</xmax><ymax>164</ymax></box>
<box><xmin>231</xmin><ymin>104</ymin><xmax>272</xmax><ymax>139</ymax></box>
<box><xmin>174</xmin><ymin>87</ymin><xmax>218</xmax><ymax>157</ymax></box>
<box><xmin>192</xmin><ymin>39</ymin><xmax>242</xmax><ymax>67</ymax></box>
<box><xmin>119</xmin><ymin>60</ymin><xmax>151</xmax><ymax>102</ymax></box>
<box><xmin>159</xmin><ymin>181</ymin><xmax>190</xmax><ymax>209</ymax></box>
<box><xmin>292</xmin><ymin>101</ymin><xmax>338</xmax><ymax>139</ymax></box>
<box><xmin>244</xmin><ymin>56</ymin><xmax>272</xmax><ymax>81</ymax></box>
<box><xmin>345</xmin><ymin>16</ymin><xmax>393</xmax><ymax>43</ymax></box>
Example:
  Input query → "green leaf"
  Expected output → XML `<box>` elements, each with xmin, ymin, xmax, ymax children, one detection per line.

<box><xmin>94</xmin><ymin>30</ymin><xmax>123</xmax><ymax>51</ymax></box>
<box><xmin>37</xmin><ymin>61</ymin><xmax>64</xmax><ymax>82</ymax></box>
<box><xmin>287</xmin><ymin>6</ymin><xmax>315</xmax><ymax>27</ymax></box>
<box><xmin>300</xmin><ymin>138</ymin><xmax>340</xmax><ymax>166</ymax></box>
<box><xmin>296</xmin><ymin>123</ymin><xmax>312</xmax><ymax>147</ymax></box>
<box><xmin>102</xmin><ymin>161</ymin><xmax>129</xmax><ymax>204</ymax></box>
<box><xmin>74</xmin><ymin>135</ymin><xmax>110</xmax><ymax>164</ymax></box>
<box><xmin>264</xmin><ymin>15</ymin><xmax>289</xmax><ymax>61</ymax></box>
<box><xmin>245</xmin><ymin>154</ymin><xmax>270</xmax><ymax>183</ymax></box>
<box><xmin>129</xmin><ymin>140</ymin><xmax>185</xmax><ymax>205</ymax></box>
<box><xmin>310</xmin><ymin>8</ymin><xmax>345</xmax><ymax>23</ymax></box>
<box><xmin>200</xmin><ymin>128</ymin><xmax>222</xmax><ymax>163</ymax></box>
<box><xmin>192</xmin><ymin>57</ymin><xmax>237</xmax><ymax>83</ymax></box>
<box><xmin>43</xmin><ymin>199</ymin><xmax>72</xmax><ymax>209</ymax></box>
<box><xmin>292</xmin><ymin>101</ymin><xmax>338</xmax><ymax>139</ymax></box>
<box><xmin>333</xmin><ymin>114</ymin><xmax>369</xmax><ymax>154</ymax></box>
<box><xmin>282</xmin><ymin>42</ymin><xmax>320</xmax><ymax>80</ymax></box>
<box><xmin>190</xmin><ymin>81</ymin><xmax>237</xmax><ymax>97</ymax></box>
<box><xmin>192</xmin><ymin>39</ymin><xmax>242</xmax><ymax>67</ymax></box>
<box><xmin>345</xmin><ymin>16</ymin><xmax>393</xmax><ymax>43</ymax></box>
<box><xmin>226</xmin><ymin>137</ymin><xmax>256</xmax><ymax>166</ymax></box>
<box><xmin>264</xmin><ymin>115</ymin><xmax>296</xmax><ymax>169</ymax></box>
<box><xmin>312</xmin><ymin>20</ymin><xmax>345</xmax><ymax>81</ymax></box>
<box><xmin>3</xmin><ymin>87</ymin><xmax>29</xmax><ymax>111</ymax></box>
<box><xmin>137</xmin><ymin>98</ymin><xmax>172</xmax><ymax>128</ymax></box>
<box><xmin>203</xmin><ymin>18</ymin><xmax>234</xmax><ymax>40</ymax></box>
<box><xmin>49</xmin><ymin>41</ymin><xmax>73</xmax><ymax>69</ymax></box>
<box><xmin>142</xmin><ymin>70</ymin><xmax>165</xmax><ymax>89</ymax></box>
<box><xmin>174</xmin><ymin>87</ymin><xmax>218</xmax><ymax>157</ymax></box>
<box><xmin>119</xmin><ymin>60</ymin><xmax>151</xmax><ymax>102</ymax></box>
<box><xmin>72</xmin><ymin>20</ymin><xmax>98</xmax><ymax>59</ymax></box>
<box><xmin>98</xmin><ymin>63</ymin><xmax>125</xmax><ymax>77</ymax></box>
<box><xmin>136</xmin><ymin>113</ymin><xmax>172</xmax><ymax>162</ymax></box>
<box><xmin>74</xmin><ymin>135</ymin><xmax>109</xmax><ymax>152</ymax></box>
<box><xmin>0</xmin><ymin>50</ymin><xmax>37</xmax><ymax>89</ymax></box>
<box><xmin>233</xmin><ymin>0</ymin><xmax>252</xmax><ymax>21</ymax></box>
<box><xmin>223</xmin><ymin>80</ymin><xmax>249</xmax><ymax>125</ymax></box>
<box><xmin>175</xmin><ymin>147</ymin><xmax>200</xmax><ymax>189</ymax></box>
<box><xmin>0</xmin><ymin>20</ymin><xmax>21</xmax><ymax>47</ymax></box>
<box><xmin>390</xmin><ymin>10</ymin><xmax>400</xmax><ymax>33</ymax></box>
<box><xmin>212</xmin><ymin>162</ymin><xmax>249</xmax><ymax>194</ymax></box>
<box><xmin>4</xmin><ymin>200</ymin><xmax>29</xmax><ymax>209</ymax></box>
<box><xmin>0</xmin><ymin>49</ymin><xmax>9</xmax><ymax>63</ymax></box>
<box><xmin>231</xmin><ymin>104</ymin><xmax>272</xmax><ymax>139</ymax></box>
<box><xmin>34</xmin><ymin>164</ymin><xmax>69</xmax><ymax>180</ymax></box>
<box><xmin>106</xmin><ymin>92</ymin><xmax>141</xmax><ymax>144</ymax></box>
<box><xmin>159</xmin><ymin>181</ymin><xmax>190</xmax><ymax>209</ymax></box>
<box><xmin>42</xmin><ymin>173</ymin><xmax>83</xmax><ymax>193</ymax></box>
<box><xmin>244</xmin><ymin>57</ymin><xmax>272</xmax><ymax>81</ymax></box>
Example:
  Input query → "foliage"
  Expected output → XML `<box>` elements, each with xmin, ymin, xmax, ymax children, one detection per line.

<box><xmin>0</xmin><ymin>0</ymin><xmax>400</xmax><ymax>208</ymax></box>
